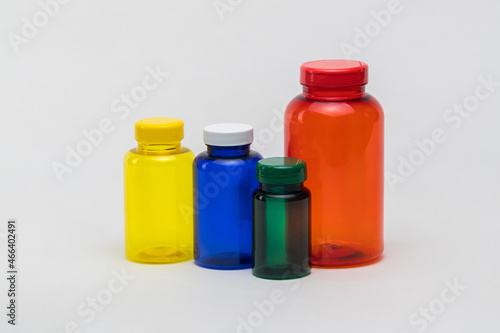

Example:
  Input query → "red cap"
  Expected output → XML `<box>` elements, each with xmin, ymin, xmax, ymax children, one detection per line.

<box><xmin>300</xmin><ymin>60</ymin><xmax>368</xmax><ymax>88</ymax></box>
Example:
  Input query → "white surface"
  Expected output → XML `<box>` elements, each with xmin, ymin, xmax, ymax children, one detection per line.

<box><xmin>204</xmin><ymin>123</ymin><xmax>253</xmax><ymax>146</ymax></box>
<box><xmin>1</xmin><ymin>1</ymin><xmax>499</xmax><ymax>332</ymax></box>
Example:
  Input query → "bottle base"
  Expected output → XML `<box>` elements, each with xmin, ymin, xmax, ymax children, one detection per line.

<box><xmin>195</xmin><ymin>252</ymin><xmax>252</xmax><ymax>270</ymax></box>
<box><xmin>126</xmin><ymin>245</ymin><xmax>193</xmax><ymax>264</ymax></box>
<box><xmin>311</xmin><ymin>242</ymin><xmax>382</xmax><ymax>268</ymax></box>
<box><xmin>252</xmin><ymin>264</ymin><xmax>310</xmax><ymax>280</ymax></box>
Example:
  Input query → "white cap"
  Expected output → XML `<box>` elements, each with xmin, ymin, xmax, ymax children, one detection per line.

<box><xmin>203</xmin><ymin>123</ymin><xmax>254</xmax><ymax>146</ymax></box>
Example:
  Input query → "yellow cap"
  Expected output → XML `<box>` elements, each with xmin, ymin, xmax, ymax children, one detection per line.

<box><xmin>135</xmin><ymin>117</ymin><xmax>184</xmax><ymax>143</ymax></box>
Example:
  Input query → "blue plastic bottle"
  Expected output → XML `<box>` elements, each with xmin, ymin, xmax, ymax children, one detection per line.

<box><xmin>194</xmin><ymin>123</ymin><xmax>263</xmax><ymax>269</ymax></box>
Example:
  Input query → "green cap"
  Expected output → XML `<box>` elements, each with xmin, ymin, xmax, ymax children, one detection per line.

<box><xmin>256</xmin><ymin>157</ymin><xmax>307</xmax><ymax>185</ymax></box>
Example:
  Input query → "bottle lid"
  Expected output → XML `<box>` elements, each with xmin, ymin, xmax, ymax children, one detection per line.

<box><xmin>135</xmin><ymin>117</ymin><xmax>184</xmax><ymax>143</ymax></box>
<box><xmin>300</xmin><ymin>60</ymin><xmax>368</xmax><ymax>88</ymax></box>
<box><xmin>257</xmin><ymin>157</ymin><xmax>307</xmax><ymax>185</ymax></box>
<box><xmin>203</xmin><ymin>123</ymin><xmax>253</xmax><ymax>147</ymax></box>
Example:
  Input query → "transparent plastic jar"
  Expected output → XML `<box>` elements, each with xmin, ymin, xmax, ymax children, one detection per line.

<box><xmin>285</xmin><ymin>60</ymin><xmax>384</xmax><ymax>267</ymax></box>
<box><xmin>194</xmin><ymin>123</ymin><xmax>262</xmax><ymax>270</ymax></box>
<box><xmin>253</xmin><ymin>157</ymin><xmax>311</xmax><ymax>279</ymax></box>
<box><xmin>124</xmin><ymin>117</ymin><xmax>194</xmax><ymax>264</ymax></box>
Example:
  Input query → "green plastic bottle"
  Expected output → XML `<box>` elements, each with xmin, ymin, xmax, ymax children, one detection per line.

<box><xmin>252</xmin><ymin>157</ymin><xmax>311</xmax><ymax>280</ymax></box>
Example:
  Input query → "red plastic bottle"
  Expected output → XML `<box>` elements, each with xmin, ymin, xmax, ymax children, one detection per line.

<box><xmin>284</xmin><ymin>60</ymin><xmax>384</xmax><ymax>267</ymax></box>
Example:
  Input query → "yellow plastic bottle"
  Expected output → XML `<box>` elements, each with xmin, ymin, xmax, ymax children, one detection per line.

<box><xmin>124</xmin><ymin>117</ymin><xmax>194</xmax><ymax>264</ymax></box>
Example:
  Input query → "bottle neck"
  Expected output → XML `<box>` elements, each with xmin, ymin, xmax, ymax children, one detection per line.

<box><xmin>302</xmin><ymin>84</ymin><xmax>366</xmax><ymax>101</ymax></box>
<box><xmin>137</xmin><ymin>142</ymin><xmax>181</xmax><ymax>154</ymax></box>
<box><xmin>260</xmin><ymin>183</ymin><xmax>303</xmax><ymax>194</ymax></box>
<box><xmin>207</xmin><ymin>144</ymin><xmax>250</xmax><ymax>158</ymax></box>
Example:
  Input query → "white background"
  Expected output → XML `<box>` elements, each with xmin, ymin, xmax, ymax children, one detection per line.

<box><xmin>1</xmin><ymin>1</ymin><xmax>499</xmax><ymax>332</ymax></box>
